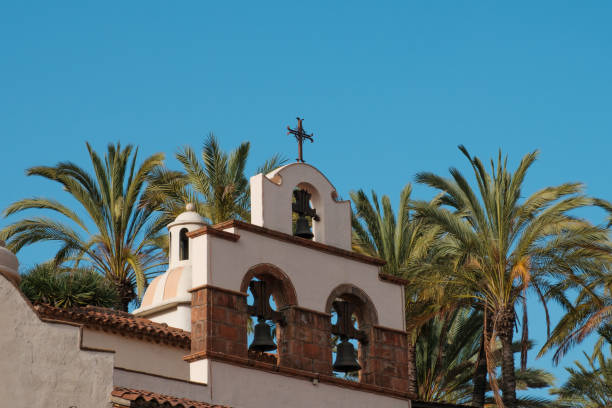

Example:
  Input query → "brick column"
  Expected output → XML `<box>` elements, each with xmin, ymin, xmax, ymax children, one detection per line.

<box><xmin>361</xmin><ymin>326</ymin><xmax>410</xmax><ymax>392</ymax></box>
<box><xmin>277</xmin><ymin>306</ymin><xmax>332</xmax><ymax>375</ymax></box>
<box><xmin>190</xmin><ymin>285</ymin><xmax>248</xmax><ymax>358</ymax></box>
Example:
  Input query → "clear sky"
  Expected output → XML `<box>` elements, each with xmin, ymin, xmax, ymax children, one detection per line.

<box><xmin>2</xmin><ymin>1</ymin><xmax>611</xmax><ymax>399</ymax></box>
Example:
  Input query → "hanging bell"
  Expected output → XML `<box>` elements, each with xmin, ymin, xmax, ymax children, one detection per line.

<box><xmin>333</xmin><ymin>339</ymin><xmax>361</xmax><ymax>373</ymax></box>
<box><xmin>249</xmin><ymin>319</ymin><xmax>277</xmax><ymax>352</ymax></box>
<box><xmin>294</xmin><ymin>215</ymin><xmax>314</xmax><ymax>239</ymax></box>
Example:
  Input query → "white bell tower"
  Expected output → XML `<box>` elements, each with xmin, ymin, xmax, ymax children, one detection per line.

<box><xmin>133</xmin><ymin>203</ymin><xmax>206</xmax><ymax>331</ymax></box>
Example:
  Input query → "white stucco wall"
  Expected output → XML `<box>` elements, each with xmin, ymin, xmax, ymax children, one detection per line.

<box><xmin>209</xmin><ymin>360</ymin><xmax>411</xmax><ymax>408</ymax></box>
<box><xmin>82</xmin><ymin>328</ymin><xmax>190</xmax><ymax>381</ymax></box>
<box><xmin>114</xmin><ymin>367</ymin><xmax>211</xmax><ymax>402</ymax></box>
<box><xmin>191</xmin><ymin>229</ymin><xmax>405</xmax><ymax>330</ymax></box>
<box><xmin>143</xmin><ymin>303</ymin><xmax>192</xmax><ymax>331</ymax></box>
<box><xmin>250</xmin><ymin>163</ymin><xmax>352</xmax><ymax>250</ymax></box>
<box><xmin>0</xmin><ymin>275</ymin><xmax>114</xmax><ymax>408</ymax></box>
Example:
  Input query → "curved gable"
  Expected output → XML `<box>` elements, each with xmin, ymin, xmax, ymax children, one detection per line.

<box><xmin>250</xmin><ymin>163</ymin><xmax>351</xmax><ymax>250</ymax></box>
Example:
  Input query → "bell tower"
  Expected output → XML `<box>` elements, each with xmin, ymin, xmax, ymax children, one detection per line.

<box><xmin>134</xmin><ymin>203</ymin><xmax>206</xmax><ymax>331</ymax></box>
<box><xmin>181</xmin><ymin>162</ymin><xmax>413</xmax><ymax>407</ymax></box>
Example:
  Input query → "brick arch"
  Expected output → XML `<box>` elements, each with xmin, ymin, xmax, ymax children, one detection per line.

<box><xmin>240</xmin><ymin>263</ymin><xmax>298</xmax><ymax>308</ymax></box>
<box><xmin>325</xmin><ymin>284</ymin><xmax>379</xmax><ymax>328</ymax></box>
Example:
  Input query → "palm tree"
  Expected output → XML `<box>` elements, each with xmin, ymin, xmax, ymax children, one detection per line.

<box><xmin>351</xmin><ymin>184</ymin><xmax>444</xmax><ymax>396</ymax></box>
<box><xmin>1</xmin><ymin>143</ymin><xmax>166</xmax><ymax>311</ymax></box>
<box><xmin>143</xmin><ymin>133</ymin><xmax>286</xmax><ymax>226</ymax></box>
<box><xmin>415</xmin><ymin>308</ymin><xmax>554</xmax><ymax>407</ymax></box>
<box><xmin>415</xmin><ymin>308</ymin><xmax>482</xmax><ymax>403</ymax></box>
<box><xmin>414</xmin><ymin>146</ymin><xmax>612</xmax><ymax>408</ymax></box>
<box><xmin>538</xmin><ymin>198</ymin><xmax>612</xmax><ymax>364</ymax></box>
<box><xmin>550</xmin><ymin>342</ymin><xmax>612</xmax><ymax>408</ymax></box>
<box><xmin>20</xmin><ymin>262</ymin><xmax>119</xmax><ymax>308</ymax></box>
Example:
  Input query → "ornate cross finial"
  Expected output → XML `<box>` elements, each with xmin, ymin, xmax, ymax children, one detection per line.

<box><xmin>292</xmin><ymin>189</ymin><xmax>320</xmax><ymax>221</ymax></box>
<box><xmin>331</xmin><ymin>300</ymin><xmax>367</xmax><ymax>343</ymax></box>
<box><xmin>287</xmin><ymin>117</ymin><xmax>314</xmax><ymax>163</ymax></box>
<box><xmin>247</xmin><ymin>281</ymin><xmax>285</xmax><ymax>324</ymax></box>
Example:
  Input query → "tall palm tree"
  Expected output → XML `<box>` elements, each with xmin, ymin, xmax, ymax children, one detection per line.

<box><xmin>550</xmin><ymin>343</ymin><xmax>612</xmax><ymax>408</ymax></box>
<box><xmin>414</xmin><ymin>146</ymin><xmax>612</xmax><ymax>408</ymax></box>
<box><xmin>416</xmin><ymin>308</ymin><xmax>482</xmax><ymax>403</ymax></box>
<box><xmin>539</xmin><ymin>198</ymin><xmax>612</xmax><ymax>364</ymax></box>
<box><xmin>1</xmin><ymin>143</ymin><xmax>166</xmax><ymax>311</ymax></box>
<box><xmin>416</xmin><ymin>308</ymin><xmax>554</xmax><ymax>407</ymax></box>
<box><xmin>351</xmin><ymin>184</ymin><xmax>444</xmax><ymax>396</ymax></box>
<box><xmin>143</xmin><ymin>133</ymin><xmax>286</xmax><ymax>226</ymax></box>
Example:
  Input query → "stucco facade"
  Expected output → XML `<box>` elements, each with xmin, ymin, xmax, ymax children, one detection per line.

<box><xmin>0</xmin><ymin>273</ymin><xmax>114</xmax><ymax>408</ymax></box>
<box><xmin>0</xmin><ymin>163</ymin><xmax>434</xmax><ymax>408</ymax></box>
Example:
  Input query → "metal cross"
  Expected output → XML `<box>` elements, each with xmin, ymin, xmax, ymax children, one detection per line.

<box><xmin>287</xmin><ymin>117</ymin><xmax>314</xmax><ymax>163</ymax></box>
<box><xmin>292</xmin><ymin>189</ymin><xmax>320</xmax><ymax>221</ymax></box>
<box><xmin>247</xmin><ymin>281</ymin><xmax>284</xmax><ymax>324</ymax></box>
<box><xmin>331</xmin><ymin>301</ymin><xmax>367</xmax><ymax>343</ymax></box>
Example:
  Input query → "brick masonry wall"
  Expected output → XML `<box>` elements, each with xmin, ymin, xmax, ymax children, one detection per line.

<box><xmin>278</xmin><ymin>306</ymin><xmax>332</xmax><ymax>375</ymax></box>
<box><xmin>189</xmin><ymin>286</ymin><xmax>414</xmax><ymax>396</ymax></box>
<box><xmin>361</xmin><ymin>326</ymin><xmax>410</xmax><ymax>393</ymax></box>
<box><xmin>190</xmin><ymin>286</ymin><xmax>248</xmax><ymax>358</ymax></box>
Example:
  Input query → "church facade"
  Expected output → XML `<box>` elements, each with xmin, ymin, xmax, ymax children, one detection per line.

<box><xmin>0</xmin><ymin>162</ymin><xmax>465</xmax><ymax>408</ymax></box>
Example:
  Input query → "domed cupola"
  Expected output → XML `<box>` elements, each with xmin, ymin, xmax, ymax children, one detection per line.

<box><xmin>167</xmin><ymin>203</ymin><xmax>206</xmax><ymax>269</ymax></box>
<box><xmin>0</xmin><ymin>240</ymin><xmax>19</xmax><ymax>285</ymax></box>
<box><xmin>133</xmin><ymin>204</ymin><xmax>205</xmax><ymax>331</ymax></box>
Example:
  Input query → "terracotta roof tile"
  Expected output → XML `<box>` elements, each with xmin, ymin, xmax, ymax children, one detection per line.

<box><xmin>34</xmin><ymin>303</ymin><xmax>190</xmax><ymax>349</ymax></box>
<box><xmin>111</xmin><ymin>387</ymin><xmax>228</xmax><ymax>408</ymax></box>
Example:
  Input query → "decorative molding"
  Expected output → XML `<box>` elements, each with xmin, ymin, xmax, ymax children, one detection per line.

<box><xmin>188</xmin><ymin>284</ymin><xmax>248</xmax><ymax>298</ymax></box>
<box><xmin>186</xmin><ymin>226</ymin><xmax>240</xmax><ymax>242</ymax></box>
<box><xmin>378</xmin><ymin>273</ymin><xmax>410</xmax><ymax>286</ymax></box>
<box><xmin>183</xmin><ymin>350</ymin><xmax>416</xmax><ymax>400</ymax></box>
<box><xmin>211</xmin><ymin>219</ymin><xmax>386</xmax><ymax>267</ymax></box>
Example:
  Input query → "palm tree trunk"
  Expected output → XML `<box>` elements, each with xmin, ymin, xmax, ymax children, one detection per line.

<box><xmin>471</xmin><ymin>330</ymin><xmax>487</xmax><ymax>407</ymax></box>
<box><xmin>499</xmin><ymin>308</ymin><xmax>517</xmax><ymax>408</ymax></box>
<box><xmin>407</xmin><ymin>338</ymin><xmax>418</xmax><ymax>397</ymax></box>
<box><xmin>116</xmin><ymin>281</ymin><xmax>135</xmax><ymax>312</ymax></box>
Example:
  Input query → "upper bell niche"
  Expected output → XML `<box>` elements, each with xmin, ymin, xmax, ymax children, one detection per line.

<box><xmin>250</xmin><ymin>162</ymin><xmax>351</xmax><ymax>251</ymax></box>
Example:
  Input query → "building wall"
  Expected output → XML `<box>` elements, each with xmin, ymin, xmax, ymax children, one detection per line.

<box><xmin>82</xmin><ymin>328</ymin><xmax>190</xmax><ymax>381</ymax></box>
<box><xmin>191</xmin><ymin>229</ymin><xmax>405</xmax><ymax>330</ymax></box>
<box><xmin>0</xmin><ymin>275</ymin><xmax>114</xmax><ymax>408</ymax></box>
<box><xmin>114</xmin><ymin>367</ymin><xmax>211</xmax><ymax>402</ymax></box>
<box><xmin>209</xmin><ymin>360</ymin><xmax>411</xmax><ymax>408</ymax></box>
<box><xmin>138</xmin><ymin>303</ymin><xmax>192</xmax><ymax>332</ymax></box>
<box><xmin>250</xmin><ymin>163</ymin><xmax>353</xmax><ymax>250</ymax></box>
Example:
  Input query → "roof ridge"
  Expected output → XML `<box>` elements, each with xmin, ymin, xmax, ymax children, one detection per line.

<box><xmin>111</xmin><ymin>386</ymin><xmax>230</xmax><ymax>408</ymax></box>
<box><xmin>33</xmin><ymin>303</ymin><xmax>190</xmax><ymax>349</ymax></box>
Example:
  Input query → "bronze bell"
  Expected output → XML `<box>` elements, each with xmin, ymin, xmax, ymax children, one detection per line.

<box><xmin>333</xmin><ymin>339</ymin><xmax>361</xmax><ymax>373</ymax></box>
<box><xmin>249</xmin><ymin>319</ymin><xmax>277</xmax><ymax>352</ymax></box>
<box><xmin>294</xmin><ymin>215</ymin><xmax>313</xmax><ymax>239</ymax></box>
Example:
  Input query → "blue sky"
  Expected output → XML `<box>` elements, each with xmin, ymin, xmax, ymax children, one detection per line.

<box><xmin>1</xmin><ymin>1</ymin><xmax>611</xmax><ymax>398</ymax></box>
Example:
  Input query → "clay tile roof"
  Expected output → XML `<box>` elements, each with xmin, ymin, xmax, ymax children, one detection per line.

<box><xmin>111</xmin><ymin>387</ymin><xmax>229</xmax><ymax>408</ymax></box>
<box><xmin>33</xmin><ymin>303</ymin><xmax>190</xmax><ymax>349</ymax></box>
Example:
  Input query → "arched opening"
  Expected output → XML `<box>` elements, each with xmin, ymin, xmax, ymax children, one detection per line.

<box><xmin>241</xmin><ymin>264</ymin><xmax>297</xmax><ymax>364</ymax></box>
<box><xmin>246</xmin><ymin>278</ymin><xmax>279</xmax><ymax>359</ymax></box>
<box><xmin>331</xmin><ymin>303</ymin><xmax>361</xmax><ymax>381</ymax></box>
<box><xmin>291</xmin><ymin>183</ymin><xmax>320</xmax><ymax>241</ymax></box>
<box><xmin>179</xmin><ymin>228</ymin><xmax>189</xmax><ymax>260</ymax></box>
<box><xmin>168</xmin><ymin>231</ymin><xmax>172</xmax><ymax>258</ymax></box>
<box><xmin>325</xmin><ymin>284</ymin><xmax>378</xmax><ymax>382</ymax></box>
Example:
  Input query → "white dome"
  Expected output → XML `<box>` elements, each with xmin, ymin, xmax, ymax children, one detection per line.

<box><xmin>133</xmin><ymin>265</ymin><xmax>193</xmax><ymax>331</ymax></box>
<box><xmin>168</xmin><ymin>203</ymin><xmax>206</xmax><ymax>228</ymax></box>
<box><xmin>0</xmin><ymin>240</ymin><xmax>20</xmax><ymax>284</ymax></box>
